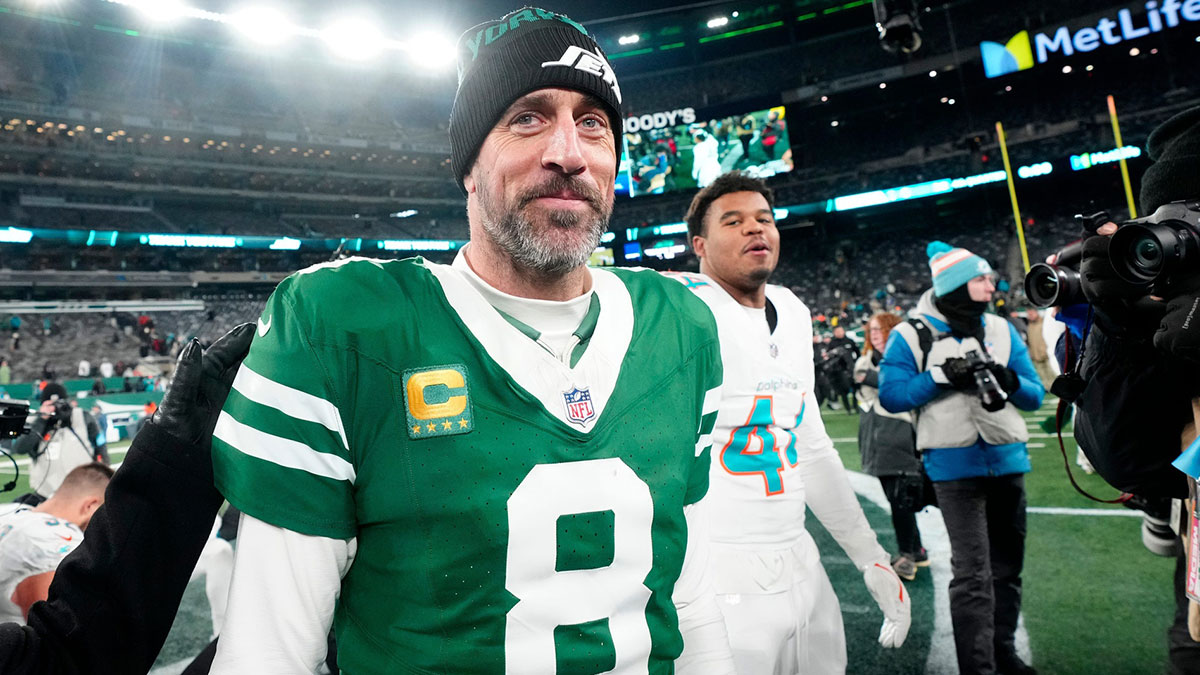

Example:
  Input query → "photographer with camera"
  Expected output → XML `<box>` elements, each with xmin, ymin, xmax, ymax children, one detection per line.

<box><xmin>879</xmin><ymin>241</ymin><xmax>1045</xmax><ymax>675</ymax></box>
<box><xmin>13</xmin><ymin>383</ymin><xmax>104</xmax><ymax>504</ymax></box>
<box><xmin>1069</xmin><ymin>106</ymin><xmax>1200</xmax><ymax>674</ymax></box>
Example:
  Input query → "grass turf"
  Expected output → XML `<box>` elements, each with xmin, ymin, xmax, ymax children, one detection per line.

<box><xmin>821</xmin><ymin>398</ymin><xmax>1175</xmax><ymax>674</ymax></box>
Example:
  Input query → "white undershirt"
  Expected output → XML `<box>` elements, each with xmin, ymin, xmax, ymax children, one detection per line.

<box><xmin>452</xmin><ymin>250</ymin><xmax>593</xmax><ymax>360</ymax></box>
<box><xmin>741</xmin><ymin>304</ymin><xmax>768</xmax><ymax>330</ymax></box>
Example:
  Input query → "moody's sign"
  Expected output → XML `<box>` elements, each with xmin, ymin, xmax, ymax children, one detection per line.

<box><xmin>981</xmin><ymin>1</ymin><xmax>1200</xmax><ymax>78</ymax></box>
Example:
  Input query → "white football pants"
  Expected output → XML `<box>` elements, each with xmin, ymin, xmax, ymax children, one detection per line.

<box><xmin>711</xmin><ymin>532</ymin><xmax>847</xmax><ymax>675</ymax></box>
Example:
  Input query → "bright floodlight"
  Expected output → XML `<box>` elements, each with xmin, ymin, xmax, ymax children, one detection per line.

<box><xmin>618</xmin><ymin>34</ymin><xmax>640</xmax><ymax>45</ymax></box>
<box><xmin>231</xmin><ymin>7</ymin><xmax>292</xmax><ymax>45</ymax></box>
<box><xmin>706</xmin><ymin>17</ymin><xmax>729</xmax><ymax>29</ymax></box>
<box><xmin>405</xmin><ymin>32</ymin><xmax>456</xmax><ymax>69</ymax></box>
<box><xmin>323</xmin><ymin>18</ymin><xmax>384</xmax><ymax>61</ymax></box>
<box><xmin>124</xmin><ymin>0</ymin><xmax>189</xmax><ymax>24</ymax></box>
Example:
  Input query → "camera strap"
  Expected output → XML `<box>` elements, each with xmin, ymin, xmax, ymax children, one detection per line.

<box><xmin>1052</xmin><ymin>310</ymin><xmax>1131</xmax><ymax>505</ymax></box>
<box><xmin>906</xmin><ymin>318</ymin><xmax>934</xmax><ymax>371</ymax></box>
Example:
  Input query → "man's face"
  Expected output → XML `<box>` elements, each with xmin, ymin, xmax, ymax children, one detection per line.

<box><xmin>967</xmin><ymin>274</ymin><xmax>996</xmax><ymax>302</ymax></box>
<box><xmin>833</xmin><ymin>326</ymin><xmax>845</xmax><ymax>339</ymax></box>
<box><xmin>465</xmin><ymin>88</ymin><xmax>616</xmax><ymax>276</ymax></box>
<box><xmin>693</xmin><ymin>190</ymin><xmax>779</xmax><ymax>293</ymax></box>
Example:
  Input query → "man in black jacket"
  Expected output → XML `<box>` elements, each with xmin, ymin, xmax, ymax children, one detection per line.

<box><xmin>1073</xmin><ymin>105</ymin><xmax>1200</xmax><ymax>675</ymax></box>
<box><xmin>0</xmin><ymin>322</ymin><xmax>253</xmax><ymax>675</ymax></box>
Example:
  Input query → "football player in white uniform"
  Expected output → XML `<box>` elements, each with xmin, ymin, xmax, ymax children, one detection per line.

<box><xmin>0</xmin><ymin>462</ymin><xmax>111</xmax><ymax>624</ymax></box>
<box><xmin>674</xmin><ymin>172</ymin><xmax>911</xmax><ymax>674</ymax></box>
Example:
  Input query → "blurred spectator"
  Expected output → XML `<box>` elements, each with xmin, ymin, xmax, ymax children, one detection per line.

<box><xmin>77</xmin><ymin>359</ymin><xmax>90</xmax><ymax>378</ymax></box>
<box><xmin>0</xmin><ymin>358</ymin><xmax>9</xmax><ymax>385</ymax></box>
<box><xmin>98</xmin><ymin>359</ymin><xmax>113</xmax><ymax>379</ymax></box>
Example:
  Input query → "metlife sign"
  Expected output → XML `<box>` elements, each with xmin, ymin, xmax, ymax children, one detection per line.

<box><xmin>980</xmin><ymin>1</ymin><xmax>1200</xmax><ymax>78</ymax></box>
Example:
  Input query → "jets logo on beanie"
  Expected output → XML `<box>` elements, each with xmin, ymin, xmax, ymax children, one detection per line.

<box><xmin>928</xmin><ymin>240</ymin><xmax>993</xmax><ymax>297</ymax></box>
<box><xmin>449</xmin><ymin>7</ymin><xmax>624</xmax><ymax>193</ymax></box>
<box><xmin>1140</xmin><ymin>105</ymin><xmax>1200</xmax><ymax>213</ymax></box>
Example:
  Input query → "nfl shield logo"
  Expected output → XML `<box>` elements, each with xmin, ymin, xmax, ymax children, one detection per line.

<box><xmin>563</xmin><ymin>386</ymin><xmax>596</xmax><ymax>426</ymax></box>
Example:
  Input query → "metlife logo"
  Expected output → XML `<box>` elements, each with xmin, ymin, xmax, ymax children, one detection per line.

<box><xmin>980</xmin><ymin>0</ymin><xmax>1200</xmax><ymax>78</ymax></box>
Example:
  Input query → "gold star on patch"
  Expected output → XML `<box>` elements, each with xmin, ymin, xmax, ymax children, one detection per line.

<box><xmin>427</xmin><ymin>423</ymin><xmax>437</xmax><ymax>433</ymax></box>
<box><xmin>412</xmin><ymin>425</ymin><xmax>421</xmax><ymax>435</ymax></box>
<box><xmin>442</xmin><ymin>420</ymin><xmax>453</xmax><ymax>431</ymax></box>
<box><xmin>458</xmin><ymin>418</ymin><xmax>469</xmax><ymax>429</ymax></box>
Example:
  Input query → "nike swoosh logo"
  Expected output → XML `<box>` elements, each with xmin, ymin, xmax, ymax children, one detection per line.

<box><xmin>58</xmin><ymin>535</ymin><xmax>72</xmax><ymax>542</ymax></box>
<box><xmin>257</xmin><ymin>315</ymin><xmax>272</xmax><ymax>337</ymax></box>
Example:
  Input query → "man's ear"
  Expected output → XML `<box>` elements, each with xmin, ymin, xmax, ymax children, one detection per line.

<box><xmin>463</xmin><ymin>171</ymin><xmax>476</xmax><ymax>195</ymax></box>
<box><xmin>691</xmin><ymin>235</ymin><xmax>707</xmax><ymax>260</ymax></box>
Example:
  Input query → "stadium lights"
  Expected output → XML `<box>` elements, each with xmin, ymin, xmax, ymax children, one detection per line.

<box><xmin>879</xmin><ymin>82</ymin><xmax>887</xmax><ymax>89</ymax></box>
<box><xmin>1062</xmin><ymin>65</ymin><xmax>1072</xmax><ymax>74</ymax></box>
<box><xmin>1086</xmin><ymin>64</ymin><xmax>1094</xmax><ymax>71</ymax></box>
<box><xmin>618</xmin><ymin>34</ymin><xmax>640</xmax><ymax>45</ymax></box>
<box><xmin>103</xmin><ymin>0</ymin><xmax>220</xmax><ymax>25</ymax></box>
<box><xmin>830</xmin><ymin>120</ymin><xmax>840</xmax><ymax>127</ymax></box>
<box><xmin>1130</xmin><ymin>47</ymin><xmax>1141</xmax><ymax>55</ymax></box>
<box><xmin>322</xmin><ymin>18</ymin><xmax>384</xmax><ymax>61</ymax></box>
<box><xmin>706</xmin><ymin>17</ymin><xmax>729</xmax><ymax>29</ymax></box>
<box><xmin>229</xmin><ymin>7</ymin><xmax>295</xmax><ymax>46</ymax></box>
<box><xmin>928</xmin><ymin>70</ymin><xmax>937</xmax><ymax>77</ymax></box>
<box><xmin>403</xmin><ymin>32</ymin><xmax>456</xmax><ymax>70</ymax></box>
<box><xmin>732</xmin><ymin>11</ymin><xmax>739</xmax><ymax>17</ymax></box>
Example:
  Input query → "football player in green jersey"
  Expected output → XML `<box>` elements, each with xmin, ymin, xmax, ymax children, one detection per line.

<box><xmin>210</xmin><ymin>8</ymin><xmax>736</xmax><ymax>674</ymax></box>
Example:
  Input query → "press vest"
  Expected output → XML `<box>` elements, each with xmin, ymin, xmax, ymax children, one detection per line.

<box><xmin>893</xmin><ymin>313</ymin><xmax>1029</xmax><ymax>450</ymax></box>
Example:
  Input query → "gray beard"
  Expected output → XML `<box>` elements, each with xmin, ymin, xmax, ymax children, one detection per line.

<box><xmin>478</xmin><ymin>189</ymin><xmax>611</xmax><ymax>277</ymax></box>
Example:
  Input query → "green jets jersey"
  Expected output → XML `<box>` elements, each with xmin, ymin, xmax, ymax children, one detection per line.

<box><xmin>212</xmin><ymin>256</ymin><xmax>722</xmax><ymax>674</ymax></box>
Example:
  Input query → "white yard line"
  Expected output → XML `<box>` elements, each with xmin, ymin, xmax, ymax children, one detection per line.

<box><xmin>847</xmin><ymin>471</ymin><xmax>964</xmax><ymax>674</ymax></box>
<box><xmin>1027</xmin><ymin>506</ymin><xmax>1139</xmax><ymax>516</ymax></box>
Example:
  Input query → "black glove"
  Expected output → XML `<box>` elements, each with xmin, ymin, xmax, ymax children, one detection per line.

<box><xmin>986</xmin><ymin>363</ymin><xmax>1021</xmax><ymax>394</ymax></box>
<box><xmin>152</xmin><ymin>323</ymin><xmax>254</xmax><ymax>447</ymax></box>
<box><xmin>1079</xmin><ymin>233</ymin><xmax>1159</xmax><ymax>337</ymax></box>
<box><xmin>1154</xmin><ymin>293</ymin><xmax>1200</xmax><ymax>365</ymax></box>
<box><xmin>939</xmin><ymin>357</ymin><xmax>976</xmax><ymax>390</ymax></box>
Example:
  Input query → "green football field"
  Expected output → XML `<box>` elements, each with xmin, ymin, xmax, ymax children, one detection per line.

<box><xmin>2</xmin><ymin>398</ymin><xmax>1177</xmax><ymax>674</ymax></box>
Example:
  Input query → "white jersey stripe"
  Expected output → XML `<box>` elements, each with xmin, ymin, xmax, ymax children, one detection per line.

<box><xmin>232</xmin><ymin>364</ymin><xmax>349</xmax><ymax>450</ymax></box>
<box><xmin>214</xmin><ymin>411</ymin><xmax>356</xmax><ymax>483</ymax></box>
<box><xmin>929</xmin><ymin>249</ymin><xmax>973</xmax><ymax>275</ymax></box>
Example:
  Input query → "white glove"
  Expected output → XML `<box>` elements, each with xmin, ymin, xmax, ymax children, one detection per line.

<box><xmin>863</xmin><ymin>560</ymin><xmax>911</xmax><ymax>648</ymax></box>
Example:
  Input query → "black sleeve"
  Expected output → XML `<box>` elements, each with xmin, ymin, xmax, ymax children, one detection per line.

<box><xmin>0</xmin><ymin>422</ymin><xmax>224</xmax><ymax>675</ymax></box>
<box><xmin>858</xmin><ymin>369</ymin><xmax>879</xmax><ymax>388</ymax></box>
<box><xmin>12</xmin><ymin>418</ymin><xmax>48</xmax><ymax>457</ymax></box>
<box><xmin>1074</xmin><ymin>322</ymin><xmax>1196</xmax><ymax>499</ymax></box>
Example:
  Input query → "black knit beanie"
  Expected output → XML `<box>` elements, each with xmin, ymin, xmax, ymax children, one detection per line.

<box><xmin>1140</xmin><ymin>105</ymin><xmax>1200</xmax><ymax>213</ymax></box>
<box><xmin>449</xmin><ymin>7</ymin><xmax>623</xmax><ymax>193</ymax></box>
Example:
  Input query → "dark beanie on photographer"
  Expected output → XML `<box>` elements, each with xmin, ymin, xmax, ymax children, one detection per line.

<box><xmin>40</xmin><ymin>382</ymin><xmax>68</xmax><ymax>403</ymax></box>
<box><xmin>1140</xmin><ymin>105</ymin><xmax>1200</xmax><ymax>212</ymax></box>
<box><xmin>448</xmin><ymin>7</ymin><xmax>624</xmax><ymax>194</ymax></box>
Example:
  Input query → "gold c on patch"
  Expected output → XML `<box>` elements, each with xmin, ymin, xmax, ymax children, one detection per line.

<box><xmin>403</xmin><ymin>365</ymin><xmax>474</xmax><ymax>439</ymax></box>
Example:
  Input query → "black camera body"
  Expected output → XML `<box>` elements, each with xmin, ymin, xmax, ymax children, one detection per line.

<box><xmin>49</xmin><ymin>398</ymin><xmax>73</xmax><ymax>429</ymax></box>
<box><xmin>963</xmin><ymin>349</ymin><xmax>1008</xmax><ymax>412</ymax></box>
<box><xmin>1024</xmin><ymin>201</ymin><xmax>1200</xmax><ymax>308</ymax></box>
<box><xmin>1108</xmin><ymin>200</ymin><xmax>1200</xmax><ymax>296</ymax></box>
<box><xmin>0</xmin><ymin>399</ymin><xmax>31</xmax><ymax>438</ymax></box>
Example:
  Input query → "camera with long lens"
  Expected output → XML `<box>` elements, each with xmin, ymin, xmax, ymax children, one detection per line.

<box><xmin>1024</xmin><ymin>240</ymin><xmax>1083</xmax><ymax>308</ymax></box>
<box><xmin>963</xmin><ymin>349</ymin><xmax>1007</xmax><ymax>412</ymax></box>
<box><xmin>1107</xmin><ymin>200</ymin><xmax>1200</xmax><ymax>295</ymax></box>
<box><xmin>48</xmin><ymin>398</ymin><xmax>73</xmax><ymax>429</ymax></box>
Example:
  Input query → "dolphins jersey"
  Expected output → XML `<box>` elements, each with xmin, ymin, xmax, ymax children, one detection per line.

<box><xmin>671</xmin><ymin>273</ymin><xmax>832</xmax><ymax>548</ymax></box>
